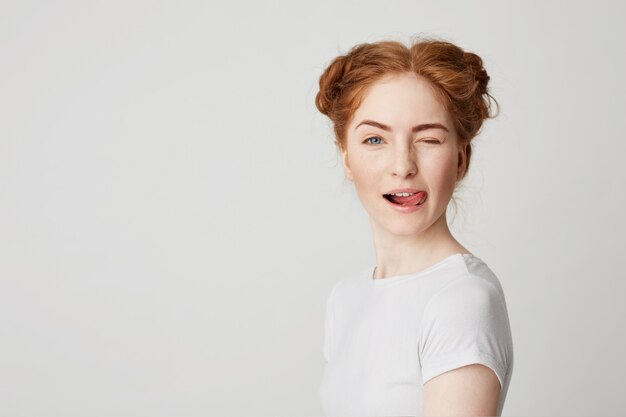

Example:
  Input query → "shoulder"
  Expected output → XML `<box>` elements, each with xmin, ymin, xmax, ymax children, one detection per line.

<box><xmin>428</xmin><ymin>254</ymin><xmax>506</xmax><ymax>310</ymax></box>
<box><xmin>324</xmin><ymin>266</ymin><xmax>372</xmax><ymax>319</ymax></box>
<box><xmin>328</xmin><ymin>265</ymin><xmax>371</xmax><ymax>298</ymax></box>
<box><xmin>423</xmin><ymin>261</ymin><xmax>508</xmax><ymax>327</ymax></box>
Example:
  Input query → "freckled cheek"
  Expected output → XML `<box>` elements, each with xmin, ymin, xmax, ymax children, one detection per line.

<box><xmin>351</xmin><ymin>159</ymin><xmax>385</xmax><ymax>182</ymax></box>
<box><xmin>416</xmin><ymin>163</ymin><xmax>458</xmax><ymax>200</ymax></box>
<box><xmin>351</xmin><ymin>170</ymin><xmax>384</xmax><ymax>206</ymax></box>
<box><xmin>355</xmin><ymin>174</ymin><xmax>382</xmax><ymax>198</ymax></box>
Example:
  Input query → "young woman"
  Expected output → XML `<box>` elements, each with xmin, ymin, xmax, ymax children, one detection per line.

<box><xmin>315</xmin><ymin>37</ymin><xmax>514</xmax><ymax>417</ymax></box>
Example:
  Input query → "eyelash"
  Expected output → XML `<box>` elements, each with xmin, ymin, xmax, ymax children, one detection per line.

<box><xmin>363</xmin><ymin>136</ymin><xmax>441</xmax><ymax>145</ymax></box>
<box><xmin>364</xmin><ymin>136</ymin><xmax>384</xmax><ymax>145</ymax></box>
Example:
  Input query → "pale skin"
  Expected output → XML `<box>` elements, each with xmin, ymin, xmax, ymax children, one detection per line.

<box><xmin>341</xmin><ymin>72</ymin><xmax>501</xmax><ymax>416</ymax></box>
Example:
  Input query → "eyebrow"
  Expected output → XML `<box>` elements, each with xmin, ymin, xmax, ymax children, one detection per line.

<box><xmin>355</xmin><ymin>119</ymin><xmax>449</xmax><ymax>133</ymax></box>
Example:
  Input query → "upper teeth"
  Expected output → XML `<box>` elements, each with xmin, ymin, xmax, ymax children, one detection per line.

<box><xmin>391</xmin><ymin>192</ymin><xmax>415</xmax><ymax>196</ymax></box>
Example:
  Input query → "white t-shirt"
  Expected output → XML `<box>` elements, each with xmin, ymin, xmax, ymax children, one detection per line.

<box><xmin>319</xmin><ymin>253</ymin><xmax>514</xmax><ymax>417</ymax></box>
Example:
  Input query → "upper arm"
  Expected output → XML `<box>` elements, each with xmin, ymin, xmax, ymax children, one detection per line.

<box><xmin>422</xmin><ymin>363</ymin><xmax>500</xmax><ymax>416</ymax></box>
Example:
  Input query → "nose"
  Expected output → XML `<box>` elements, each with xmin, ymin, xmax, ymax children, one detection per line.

<box><xmin>391</xmin><ymin>144</ymin><xmax>417</xmax><ymax>178</ymax></box>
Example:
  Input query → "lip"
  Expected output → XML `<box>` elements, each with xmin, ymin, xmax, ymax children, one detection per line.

<box><xmin>384</xmin><ymin>188</ymin><xmax>424</xmax><ymax>195</ymax></box>
<box><xmin>382</xmin><ymin>190</ymin><xmax>428</xmax><ymax>213</ymax></box>
<box><xmin>384</xmin><ymin>195</ymin><xmax>427</xmax><ymax>213</ymax></box>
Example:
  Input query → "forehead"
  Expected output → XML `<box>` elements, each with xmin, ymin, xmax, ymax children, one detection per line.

<box><xmin>350</xmin><ymin>73</ymin><xmax>452</xmax><ymax>128</ymax></box>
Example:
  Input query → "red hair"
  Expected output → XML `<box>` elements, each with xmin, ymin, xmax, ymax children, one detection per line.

<box><xmin>315</xmin><ymin>36</ymin><xmax>499</xmax><ymax>178</ymax></box>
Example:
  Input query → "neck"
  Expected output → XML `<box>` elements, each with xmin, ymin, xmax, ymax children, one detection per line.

<box><xmin>370</xmin><ymin>211</ymin><xmax>469</xmax><ymax>279</ymax></box>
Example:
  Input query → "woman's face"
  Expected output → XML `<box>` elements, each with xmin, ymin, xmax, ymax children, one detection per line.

<box><xmin>341</xmin><ymin>72</ymin><xmax>466</xmax><ymax>237</ymax></box>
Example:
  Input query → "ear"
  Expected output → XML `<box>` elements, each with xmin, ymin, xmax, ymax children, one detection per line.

<box><xmin>341</xmin><ymin>147</ymin><xmax>354</xmax><ymax>181</ymax></box>
<box><xmin>456</xmin><ymin>143</ymin><xmax>467</xmax><ymax>181</ymax></box>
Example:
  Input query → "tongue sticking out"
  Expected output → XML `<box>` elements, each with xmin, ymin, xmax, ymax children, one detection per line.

<box><xmin>388</xmin><ymin>191</ymin><xmax>426</xmax><ymax>206</ymax></box>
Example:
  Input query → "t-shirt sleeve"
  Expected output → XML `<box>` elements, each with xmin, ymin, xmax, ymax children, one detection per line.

<box><xmin>418</xmin><ymin>274</ymin><xmax>512</xmax><ymax>389</ymax></box>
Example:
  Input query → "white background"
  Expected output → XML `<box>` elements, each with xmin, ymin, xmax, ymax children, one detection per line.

<box><xmin>1</xmin><ymin>0</ymin><xmax>625</xmax><ymax>415</ymax></box>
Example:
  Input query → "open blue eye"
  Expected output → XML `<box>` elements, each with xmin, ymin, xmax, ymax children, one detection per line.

<box><xmin>365</xmin><ymin>136</ymin><xmax>383</xmax><ymax>145</ymax></box>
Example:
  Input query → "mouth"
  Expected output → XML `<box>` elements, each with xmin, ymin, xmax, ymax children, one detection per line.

<box><xmin>383</xmin><ymin>191</ymin><xmax>427</xmax><ymax>206</ymax></box>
